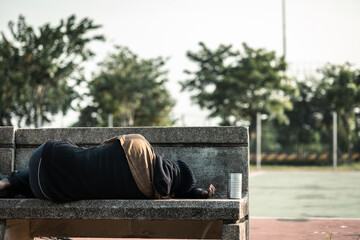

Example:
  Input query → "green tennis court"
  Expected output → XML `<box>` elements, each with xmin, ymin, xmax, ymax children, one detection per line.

<box><xmin>250</xmin><ymin>171</ymin><xmax>360</xmax><ymax>219</ymax></box>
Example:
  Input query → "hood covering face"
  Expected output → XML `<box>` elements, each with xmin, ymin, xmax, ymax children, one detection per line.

<box><xmin>153</xmin><ymin>156</ymin><xmax>196</xmax><ymax>197</ymax></box>
<box><xmin>175</xmin><ymin>160</ymin><xmax>196</xmax><ymax>194</ymax></box>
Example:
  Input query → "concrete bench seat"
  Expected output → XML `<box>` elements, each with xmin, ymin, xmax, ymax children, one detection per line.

<box><xmin>0</xmin><ymin>126</ymin><xmax>249</xmax><ymax>240</ymax></box>
<box><xmin>0</xmin><ymin>197</ymin><xmax>248</xmax><ymax>220</ymax></box>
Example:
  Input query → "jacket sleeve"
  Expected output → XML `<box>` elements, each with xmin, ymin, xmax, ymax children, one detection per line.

<box><xmin>175</xmin><ymin>187</ymin><xmax>212</xmax><ymax>199</ymax></box>
<box><xmin>153</xmin><ymin>155</ymin><xmax>181</xmax><ymax>197</ymax></box>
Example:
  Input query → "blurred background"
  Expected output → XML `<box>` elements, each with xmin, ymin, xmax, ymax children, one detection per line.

<box><xmin>1</xmin><ymin>0</ymin><xmax>360</xmax><ymax>168</ymax></box>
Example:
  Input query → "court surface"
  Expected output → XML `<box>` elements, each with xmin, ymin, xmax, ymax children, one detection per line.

<box><xmin>37</xmin><ymin>171</ymin><xmax>360</xmax><ymax>240</ymax></box>
<box><xmin>250</xmin><ymin>171</ymin><xmax>360</xmax><ymax>239</ymax></box>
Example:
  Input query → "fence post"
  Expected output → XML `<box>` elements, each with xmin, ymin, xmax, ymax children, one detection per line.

<box><xmin>333</xmin><ymin>111</ymin><xmax>337</xmax><ymax>171</ymax></box>
<box><xmin>256</xmin><ymin>112</ymin><xmax>262</xmax><ymax>170</ymax></box>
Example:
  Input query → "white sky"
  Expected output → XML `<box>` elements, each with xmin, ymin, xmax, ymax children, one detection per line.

<box><xmin>1</xmin><ymin>0</ymin><xmax>360</xmax><ymax>127</ymax></box>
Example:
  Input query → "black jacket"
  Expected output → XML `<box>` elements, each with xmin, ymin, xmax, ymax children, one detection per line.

<box><xmin>38</xmin><ymin>140</ymin><xmax>207</xmax><ymax>202</ymax></box>
<box><xmin>40</xmin><ymin>139</ymin><xmax>144</xmax><ymax>202</ymax></box>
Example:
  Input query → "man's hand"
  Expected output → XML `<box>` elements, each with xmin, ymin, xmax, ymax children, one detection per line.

<box><xmin>201</xmin><ymin>184</ymin><xmax>215</xmax><ymax>197</ymax></box>
<box><xmin>0</xmin><ymin>178</ymin><xmax>11</xmax><ymax>191</ymax></box>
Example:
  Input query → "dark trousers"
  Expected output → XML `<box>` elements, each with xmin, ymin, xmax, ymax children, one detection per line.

<box><xmin>5</xmin><ymin>143</ymin><xmax>46</xmax><ymax>198</ymax></box>
<box><xmin>5</xmin><ymin>170</ymin><xmax>34</xmax><ymax>197</ymax></box>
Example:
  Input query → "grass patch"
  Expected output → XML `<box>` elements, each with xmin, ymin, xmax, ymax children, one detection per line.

<box><xmin>250</xmin><ymin>162</ymin><xmax>360</xmax><ymax>171</ymax></box>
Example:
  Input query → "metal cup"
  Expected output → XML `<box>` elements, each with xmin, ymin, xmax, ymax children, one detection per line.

<box><xmin>227</xmin><ymin>173</ymin><xmax>242</xmax><ymax>199</ymax></box>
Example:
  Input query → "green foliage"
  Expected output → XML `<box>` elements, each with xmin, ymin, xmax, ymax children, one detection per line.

<box><xmin>250</xmin><ymin>157</ymin><xmax>333</xmax><ymax>166</ymax></box>
<box><xmin>325</xmin><ymin>231</ymin><xmax>333</xmax><ymax>240</ymax></box>
<box><xmin>182</xmin><ymin>42</ymin><xmax>294</xmax><ymax>134</ymax></box>
<box><xmin>313</xmin><ymin>63</ymin><xmax>360</xmax><ymax>154</ymax></box>
<box><xmin>270</xmin><ymin>63</ymin><xmax>360</xmax><ymax>156</ymax></box>
<box><xmin>182</xmin><ymin>42</ymin><xmax>360</xmax><ymax>159</ymax></box>
<box><xmin>250</xmin><ymin>120</ymin><xmax>282</xmax><ymax>153</ymax></box>
<box><xmin>249</xmin><ymin>163</ymin><xmax>360</xmax><ymax>171</ymax></box>
<box><xmin>74</xmin><ymin>46</ymin><xmax>175</xmax><ymax>127</ymax></box>
<box><xmin>0</xmin><ymin>15</ymin><xmax>104</xmax><ymax>127</ymax></box>
<box><xmin>273</xmin><ymin>80</ymin><xmax>324</xmax><ymax>154</ymax></box>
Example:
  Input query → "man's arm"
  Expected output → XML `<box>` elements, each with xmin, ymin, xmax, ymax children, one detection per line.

<box><xmin>175</xmin><ymin>184</ymin><xmax>215</xmax><ymax>199</ymax></box>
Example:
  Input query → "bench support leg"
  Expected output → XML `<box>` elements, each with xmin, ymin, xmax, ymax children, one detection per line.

<box><xmin>3</xmin><ymin>219</ymin><xmax>31</xmax><ymax>240</ymax></box>
<box><xmin>222</xmin><ymin>221</ymin><xmax>248</xmax><ymax>240</ymax></box>
<box><xmin>0</xmin><ymin>220</ymin><xmax>5</xmax><ymax>240</ymax></box>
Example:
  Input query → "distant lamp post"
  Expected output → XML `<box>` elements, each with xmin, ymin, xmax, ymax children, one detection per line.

<box><xmin>282</xmin><ymin>0</ymin><xmax>287</xmax><ymax>60</ymax></box>
<box><xmin>256</xmin><ymin>113</ymin><xmax>268</xmax><ymax>170</ymax></box>
<box><xmin>333</xmin><ymin>111</ymin><xmax>337</xmax><ymax>171</ymax></box>
<box><xmin>256</xmin><ymin>112</ymin><xmax>262</xmax><ymax>170</ymax></box>
<box><xmin>108</xmin><ymin>114</ymin><xmax>113</xmax><ymax>127</ymax></box>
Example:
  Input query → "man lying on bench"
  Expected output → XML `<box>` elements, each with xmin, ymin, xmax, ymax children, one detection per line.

<box><xmin>0</xmin><ymin>134</ymin><xmax>215</xmax><ymax>202</ymax></box>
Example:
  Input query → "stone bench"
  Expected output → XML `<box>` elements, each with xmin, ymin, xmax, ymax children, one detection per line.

<box><xmin>0</xmin><ymin>126</ymin><xmax>249</xmax><ymax>240</ymax></box>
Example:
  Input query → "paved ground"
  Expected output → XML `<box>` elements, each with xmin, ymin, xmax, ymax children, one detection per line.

<box><xmin>250</xmin><ymin>171</ymin><xmax>360</xmax><ymax>218</ymax></box>
<box><xmin>250</xmin><ymin>171</ymin><xmax>360</xmax><ymax>240</ymax></box>
<box><xmin>251</xmin><ymin>218</ymin><xmax>360</xmax><ymax>240</ymax></box>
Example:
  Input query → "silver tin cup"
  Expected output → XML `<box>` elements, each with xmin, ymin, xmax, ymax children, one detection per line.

<box><xmin>227</xmin><ymin>173</ymin><xmax>242</xmax><ymax>199</ymax></box>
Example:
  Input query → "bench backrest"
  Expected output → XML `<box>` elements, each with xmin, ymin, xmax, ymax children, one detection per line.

<box><xmin>0</xmin><ymin>127</ymin><xmax>249</xmax><ymax>198</ymax></box>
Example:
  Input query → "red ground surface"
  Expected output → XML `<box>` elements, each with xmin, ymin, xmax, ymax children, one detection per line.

<box><xmin>36</xmin><ymin>218</ymin><xmax>360</xmax><ymax>239</ymax></box>
<box><xmin>250</xmin><ymin>218</ymin><xmax>360</xmax><ymax>240</ymax></box>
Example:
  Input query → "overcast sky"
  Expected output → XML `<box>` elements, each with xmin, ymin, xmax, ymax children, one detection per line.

<box><xmin>1</xmin><ymin>0</ymin><xmax>360</xmax><ymax>127</ymax></box>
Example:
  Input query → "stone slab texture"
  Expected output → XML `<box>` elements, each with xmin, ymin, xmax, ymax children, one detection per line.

<box><xmin>0</xmin><ymin>197</ymin><xmax>248</xmax><ymax>220</ymax></box>
<box><xmin>0</xmin><ymin>149</ymin><xmax>13</xmax><ymax>175</ymax></box>
<box><xmin>15</xmin><ymin>127</ymin><xmax>248</xmax><ymax>145</ymax></box>
<box><xmin>0</xmin><ymin>127</ymin><xmax>14</xmax><ymax>146</ymax></box>
<box><xmin>0</xmin><ymin>127</ymin><xmax>14</xmax><ymax>174</ymax></box>
<box><xmin>14</xmin><ymin>127</ymin><xmax>249</xmax><ymax>198</ymax></box>
<box><xmin>222</xmin><ymin>221</ymin><xmax>249</xmax><ymax>240</ymax></box>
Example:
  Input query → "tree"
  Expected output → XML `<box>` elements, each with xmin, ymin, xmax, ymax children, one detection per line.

<box><xmin>74</xmin><ymin>46</ymin><xmax>175</xmax><ymax>127</ymax></box>
<box><xmin>181</xmin><ymin>42</ymin><xmax>294</xmax><ymax>136</ymax></box>
<box><xmin>313</xmin><ymin>63</ymin><xmax>360</xmax><ymax>155</ymax></box>
<box><xmin>0</xmin><ymin>15</ymin><xmax>104</xmax><ymax>127</ymax></box>
<box><xmin>274</xmin><ymin>80</ymin><xmax>324</xmax><ymax>155</ymax></box>
<box><xmin>274</xmin><ymin>63</ymin><xmax>360</xmax><ymax>157</ymax></box>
